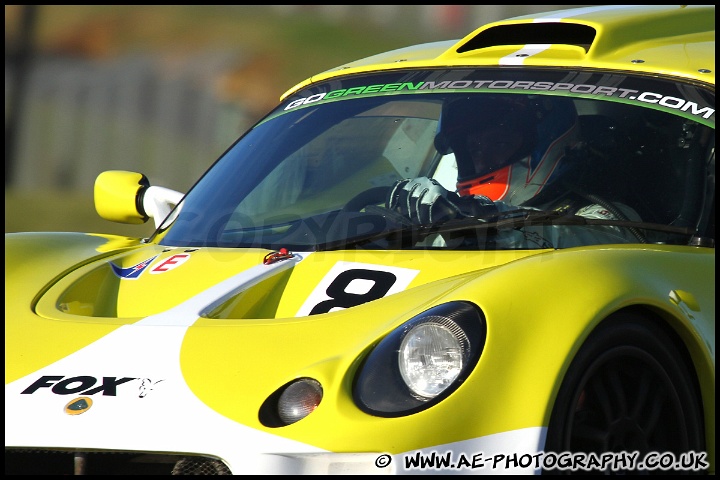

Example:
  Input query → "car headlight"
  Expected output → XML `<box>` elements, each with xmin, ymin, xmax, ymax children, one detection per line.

<box><xmin>353</xmin><ymin>301</ymin><xmax>486</xmax><ymax>417</ymax></box>
<box><xmin>259</xmin><ymin>378</ymin><xmax>323</xmax><ymax>427</ymax></box>
<box><xmin>277</xmin><ymin>378</ymin><xmax>323</xmax><ymax>425</ymax></box>
<box><xmin>399</xmin><ymin>320</ymin><xmax>470</xmax><ymax>398</ymax></box>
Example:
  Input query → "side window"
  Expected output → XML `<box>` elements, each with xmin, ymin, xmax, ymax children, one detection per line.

<box><xmin>382</xmin><ymin>117</ymin><xmax>439</xmax><ymax>179</ymax></box>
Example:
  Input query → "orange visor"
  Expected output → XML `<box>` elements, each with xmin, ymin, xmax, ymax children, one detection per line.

<box><xmin>456</xmin><ymin>165</ymin><xmax>511</xmax><ymax>200</ymax></box>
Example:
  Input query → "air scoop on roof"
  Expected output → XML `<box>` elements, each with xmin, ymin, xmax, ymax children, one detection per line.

<box><xmin>456</xmin><ymin>23</ymin><xmax>597</xmax><ymax>54</ymax></box>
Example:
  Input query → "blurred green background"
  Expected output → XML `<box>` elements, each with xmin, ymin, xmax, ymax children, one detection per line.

<box><xmin>5</xmin><ymin>5</ymin><xmax>593</xmax><ymax>237</ymax></box>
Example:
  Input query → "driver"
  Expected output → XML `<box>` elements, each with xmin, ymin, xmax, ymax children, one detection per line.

<box><xmin>386</xmin><ymin>94</ymin><xmax>644</xmax><ymax>245</ymax></box>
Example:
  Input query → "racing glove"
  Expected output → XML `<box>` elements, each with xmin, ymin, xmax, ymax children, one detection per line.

<box><xmin>387</xmin><ymin>177</ymin><xmax>497</xmax><ymax>224</ymax></box>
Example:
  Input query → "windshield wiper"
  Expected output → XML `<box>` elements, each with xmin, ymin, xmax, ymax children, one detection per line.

<box><xmin>317</xmin><ymin>209</ymin><xmax>699</xmax><ymax>251</ymax></box>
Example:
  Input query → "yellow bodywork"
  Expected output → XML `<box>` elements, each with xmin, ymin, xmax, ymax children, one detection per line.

<box><xmin>282</xmin><ymin>5</ymin><xmax>715</xmax><ymax>100</ymax></box>
<box><xmin>5</xmin><ymin>232</ymin><xmax>715</xmax><ymax>460</ymax></box>
<box><xmin>5</xmin><ymin>4</ymin><xmax>715</xmax><ymax>474</ymax></box>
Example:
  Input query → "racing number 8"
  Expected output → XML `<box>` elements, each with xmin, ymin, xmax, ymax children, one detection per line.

<box><xmin>309</xmin><ymin>269</ymin><xmax>397</xmax><ymax>315</ymax></box>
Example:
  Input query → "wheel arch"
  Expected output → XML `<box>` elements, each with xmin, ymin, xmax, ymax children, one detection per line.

<box><xmin>629</xmin><ymin>304</ymin><xmax>715</xmax><ymax>473</ymax></box>
<box><xmin>544</xmin><ymin>303</ymin><xmax>713</xmax><ymax>473</ymax></box>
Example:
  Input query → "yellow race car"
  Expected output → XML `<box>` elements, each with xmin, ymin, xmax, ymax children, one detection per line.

<box><xmin>5</xmin><ymin>5</ymin><xmax>714</xmax><ymax>475</ymax></box>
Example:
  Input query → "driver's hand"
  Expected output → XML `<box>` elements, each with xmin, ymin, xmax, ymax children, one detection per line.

<box><xmin>387</xmin><ymin>177</ymin><xmax>463</xmax><ymax>224</ymax></box>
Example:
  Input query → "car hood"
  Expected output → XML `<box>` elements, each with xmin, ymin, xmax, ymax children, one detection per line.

<box><xmin>30</xmin><ymin>241</ymin><xmax>544</xmax><ymax>321</ymax></box>
<box><xmin>6</xmin><ymin>233</ymin><xmax>547</xmax><ymax>458</ymax></box>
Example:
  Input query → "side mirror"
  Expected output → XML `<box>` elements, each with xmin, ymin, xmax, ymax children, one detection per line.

<box><xmin>94</xmin><ymin>170</ymin><xmax>184</xmax><ymax>229</ymax></box>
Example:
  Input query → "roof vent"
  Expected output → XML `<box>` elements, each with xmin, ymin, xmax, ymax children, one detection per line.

<box><xmin>457</xmin><ymin>23</ymin><xmax>596</xmax><ymax>54</ymax></box>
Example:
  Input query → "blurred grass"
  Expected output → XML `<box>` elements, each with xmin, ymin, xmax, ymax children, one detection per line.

<box><xmin>5</xmin><ymin>189</ymin><xmax>156</xmax><ymax>237</ymax></box>
<box><xmin>5</xmin><ymin>6</ymin><xmax>440</xmax><ymax>235</ymax></box>
<box><xmin>8</xmin><ymin>5</ymin><xmax>434</xmax><ymax>94</ymax></box>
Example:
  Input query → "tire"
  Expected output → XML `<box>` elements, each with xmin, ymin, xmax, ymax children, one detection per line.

<box><xmin>543</xmin><ymin>311</ymin><xmax>706</xmax><ymax>474</ymax></box>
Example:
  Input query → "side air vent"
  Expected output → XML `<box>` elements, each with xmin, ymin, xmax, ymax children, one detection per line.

<box><xmin>457</xmin><ymin>23</ymin><xmax>596</xmax><ymax>54</ymax></box>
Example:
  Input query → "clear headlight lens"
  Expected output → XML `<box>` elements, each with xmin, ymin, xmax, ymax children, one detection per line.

<box><xmin>353</xmin><ymin>301</ymin><xmax>486</xmax><ymax>417</ymax></box>
<box><xmin>278</xmin><ymin>378</ymin><xmax>322</xmax><ymax>425</ymax></box>
<box><xmin>399</xmin><ymin>321</ymin><xmax>469</xmax><ymax>398</ymax></box>
<box><xmin>260</xmin><ymin>378</ymin><xmax>323</xmax><ymax>427</ymax></box>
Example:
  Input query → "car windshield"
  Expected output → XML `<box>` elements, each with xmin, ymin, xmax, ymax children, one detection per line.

<box><xmin>156</xmin><ymin>68</ymin><xmax>715</xmax><ymax>251</ymax></box>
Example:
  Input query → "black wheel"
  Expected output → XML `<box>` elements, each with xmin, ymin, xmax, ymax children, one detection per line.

<box><xmin>544</xmin><ymin>312</ymin><xmax>706</xmax><ymax>475</ymax></box>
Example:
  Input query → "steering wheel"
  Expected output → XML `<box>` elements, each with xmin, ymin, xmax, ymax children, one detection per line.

<box><xmin>341</xmin><ymin>186</ymin><xmax>392</xmax><ymax>212</ymax></box>
<box><xmin>341</xmin><ymin>185</ymin><xmax>415</xmax><ymax>228</ymax></box>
